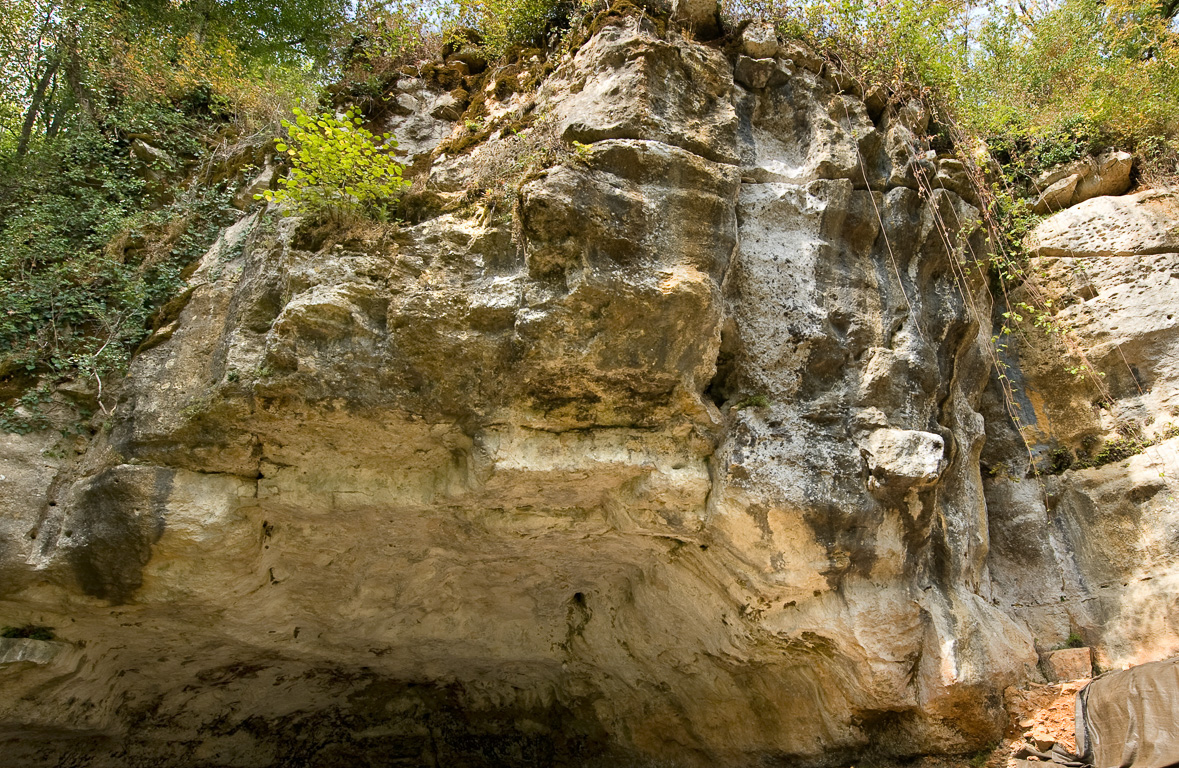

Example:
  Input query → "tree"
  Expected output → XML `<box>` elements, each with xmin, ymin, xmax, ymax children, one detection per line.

<box><xmin>262</xmin><ymin>107</ymin><xmax>409</xmax><ymax>221</ymax></box>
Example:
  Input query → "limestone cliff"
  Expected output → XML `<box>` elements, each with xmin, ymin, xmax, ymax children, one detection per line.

<box><xmin>1</xmin><ymin>13</ymin><xmax>1177</xmax><ymax>768</ymax></box>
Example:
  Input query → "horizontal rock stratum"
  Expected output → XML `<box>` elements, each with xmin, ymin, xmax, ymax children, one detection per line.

<box><xmin>3</xmin><ymin>12</ymin><xmax>1179</xmax><ymax>768</ymax></box>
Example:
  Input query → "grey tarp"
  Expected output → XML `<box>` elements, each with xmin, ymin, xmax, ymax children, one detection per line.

<box><xmin>1076</xmin><ymin>656</ymin><xmax>1179</xmax><ymax>768</ymax></box>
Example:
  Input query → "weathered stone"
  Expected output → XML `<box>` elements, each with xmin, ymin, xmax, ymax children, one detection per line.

<box><xmin>1043</xmin><ymin>648</ymin><xmax>1092</xmax><ymax>681</ymax></box>
<box><xmin>734</xmin><ymin>55</ymin><xmax>776</xmax><ymax>89</ymax></box>
<box><xmin>1033</xmin><ymin>173</ymin><xmax>1081</xmax><ymax>214</ymax></box>
<box><xmin>862</xmin><ymin>428</ymin><xmax>945</xmax><ymax>492</ymax></box>
<box><xmin>428</xmin><ymin>90</ymin><xmax>463</xmax><ymax>121</ymax></box>
<box><xmin>0</xmin><ymin>638</ymin><xmax>67</xmax><ymax>665</ymax></box>
<box><xmin>381</xmin><ymin>78</ymin><xmax>457</xmax><ymax>161</ymax></box>
<box><xmin>1032</xmin><ymin>150</ymin><xmax>1134</xmax><ymax>213</ymax></box>
<box><xmin>232</xmin><ymin>163</ymin><xmax>274</xmax><ymax>210</ymax></box>
<box><xmin>985</xmin><ymin>208</ymin><xmax>1179</xmax><ymax>676</ymax></box>
<box><xmin>863</xmin><ymin>85</ymin><xmax>888</xmax><ymax>121</ymax></box>
<box><xmin>739</xmin><ymin>22</ymin><xmax>778</xmax><ymax>58</ymax></box>
<box><xmin>780</xmin><ymin>39</ymin><xmax>824</xmax><ymax>72</ymax></box>
<box><xmin>1075</xmin><ymin>150</ymin><xmax>1134</xmax><ymax>200</ymax></box>
<box><xmin>935</xmin><ymin>158</ymin><xmax>980</xmax><ymax>206</ymax></box>
<box><xmin>11</xmin><ymin>13</ymin><xmax>1179</xmax><ymax>768</ymax></box>
<box><xmin>827</xmin><ymin>68</ymin><xmax>863</xmax><ymax>98</ymax></box>
<box><xmin>446</xmin><ymin>47</ymin><xmax>487</xmax><ymax>74</ymax></box>
<box><xmin>1027</xmin><ymin>188</ymin><xmax>1179</xmax><ymax>257</ymax></box>
<box><xmin>671</xmin><ymin>0</ymin><xmax>720</xmax><ymax>38</ymax></box>
<box><xmin>549</xmin><ymin>17</ymin><xmax>738</xmax><ymax>164</ymax></box>
<box><xmin>1028</xmin><ymin>726</ymin><xmax>1057</xmax><ymax>752</ymax></box>
<box><xmin>738</xmin><ymin>68</ymin><xmax>881</xmax><ymax>184</ymax></box>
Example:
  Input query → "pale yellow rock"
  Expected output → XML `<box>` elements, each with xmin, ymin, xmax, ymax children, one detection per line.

<box><xmin>1043</xmin><ymin>648</ymin><xmax>1092</xmax><ymax>682</ymax></box>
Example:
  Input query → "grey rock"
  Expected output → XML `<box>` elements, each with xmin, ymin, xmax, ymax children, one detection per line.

<box><xmin>1028</xmin><ymin>188</ymin><xmax>1179</xmax><ymax>257</ymax></box>
<box><xmin>233</xmin><ymin>163</ymin><xmax>274</xmax><ymax>210</ymax></box>
<box><xmin>863</xmin><ymin>428</ymin><xmax>945</xmax><ymax>492</ymax></box>
<box><xmin>740</xmin><ymin>22</ymin><xmax>779</xmax><ymax>58</ymax></box>
<box><xmin>381</xmin><ymin>79</ymin><xmax>456</xmax><ymax>161</ymax></box>
<box><xmin>1033</xmin><ymin>150</ymin><xmax>1134</xmax><ymax>213</ymax></box>
<box><xmin>780</xmin><ymin>39</ymin><xmax>824</xmax><ymax>72</ymax></box>
<box><xmin>549</xmin><ymin>17</ymin><xmax>739</xmax><ymax>164</ymax></box>
<box><xmin>0</xmin><ymin>638</ymin><xmax>67</xmax><ymax>665</ymax></box>
<box><xmin>1034</xmin><ymin>173</ymin><xmax>1081</xmax><ymax>213</ymax></box>
<box><xmin>734</xmin><ymin>55</ymin><xmax>776</xmax><ymax>89</ymax></box>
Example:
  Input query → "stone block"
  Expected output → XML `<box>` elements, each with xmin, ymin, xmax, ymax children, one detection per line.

<box><xmin>740</xmin><ymin>22</ymin><xmax>778</xmax><ymax>58</ymax></box>
<box><xmin>0</xmin><ymin>638</ymin><xmax>66</xmax><ymax>665</ymax></box>
<box><xmin>1044</xmin><ymin>647</ymin><xmax>1092</xmax><ymax>681</ymax></box>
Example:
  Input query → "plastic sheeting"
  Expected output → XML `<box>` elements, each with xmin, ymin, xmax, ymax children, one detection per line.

<box><xmin>1076</xmin><ymin>656</ymin><xmax>1179</xmax><ymax>768</ymax></box>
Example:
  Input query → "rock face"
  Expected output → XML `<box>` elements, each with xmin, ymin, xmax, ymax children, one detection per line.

<box><xmin>986</xmin><ymin>186</ymin><xmax>1179</xmax><ymax>676</ymax></box>
<box><xmin>1</xmin><ymin>13</ymin><xmax>1176</xmax><ymax>768</ymax></box>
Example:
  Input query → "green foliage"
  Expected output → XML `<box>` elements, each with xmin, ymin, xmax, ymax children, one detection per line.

<box><xmin>0</xmin><ymin>115</ymin><xmax>241</xmax><ymax>419</ymax></box>
<box><xmin>342</xmin><ymin>0</ymin><xmax>450</xmax><ymax>72</ymax></box>
<box><xmin>262</xmin><ymin>107</ymin><xmax>408</xmax><ymax>221</ymax></box>
<box><xmin>1064</xmin><ymin>423</ymin><xmax>1179</xmax><ymax>470</ymax></box>
<box><xmin>1</xmin><ymin>624</ymin><xmax>56</xmax><ymax>641</ymax></box>
<box><xmin>570</xmin><ymin>139</ymin><xmax>593</xmax><ymax>163</ymax></box>
<box><xmin>456</xmin><ymin>0</ymin><xmax>576</xmax><ymax>56</ymax></box>
<box><xmin>726</xmin><ymin>0</ymin><xmax>1179</xmax><ymax>172</ymax></box>
<box><xmin>734</xmin><ymin>394</ymin><xmax>771</xmax><ymax>410</ymax></box>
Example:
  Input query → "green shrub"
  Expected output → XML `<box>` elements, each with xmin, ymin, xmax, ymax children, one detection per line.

<box><xmin>734</xmin><ymin>394</ymin><xmax>771</xmax><ymax>410</ymax></box>
<box><xmin>0</xmin><ymin>116</ymin><xmax>240</xmax><ymax>425</ymax></box>
<box><xmin>1</xmin><ymin>624</ymin><xmax>56</xmax><ymax>641</ymax></box>
<box><xmin>262</xmin><ymin>107</ymin><xmax>409</xmax><ymax>222</ymax></box>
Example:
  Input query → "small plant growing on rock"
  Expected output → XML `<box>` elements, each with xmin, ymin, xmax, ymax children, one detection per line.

<box><xmin>570</xmin><ymin>140</ymin><xmax>593</xmax><ymax>164</ymax></box>
<box><xmin>260</xmin><ymin>108</ymin><xmax>408</xmax><ymax>222</ymax></box>
<box><xmin>1</xmin><ymin>624</ymin><xmax>56</xmax><ymax>641</ymax></box>
<box><xmin>969</xmin><ymin>744</ymin><xmax>998</xmax><ymax>768</ymax></box>
<box><xmin>734</xmin><ymin>394</ymin><xmax>771</xmax><ymax>410</ymax></box>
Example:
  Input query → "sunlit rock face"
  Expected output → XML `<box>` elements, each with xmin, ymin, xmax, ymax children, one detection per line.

<box><xmin>983</xmin><ymin>189</ymin><xmax>1179</xmax><ymax>674</ymax></box>
<box><xmin>14</xmin><ymin>12</ymin><xmax>1179</xmax><ymax>768</ymax></box>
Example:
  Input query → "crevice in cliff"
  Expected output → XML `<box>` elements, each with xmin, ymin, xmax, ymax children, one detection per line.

<box><xmin>704</xmin><ymin>319</ymin><xmax>741</xmax><ymax>409</ymax></box>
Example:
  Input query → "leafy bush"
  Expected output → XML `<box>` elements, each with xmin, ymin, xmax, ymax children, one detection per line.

<box><xmin>455</xmin><ymin>0</ymin><xmax>577</xmax><ymax>56</ymax></box>
<box><xmin>1</xmin><ymin>624</ymin><xmax>55</xmax><ymax>641</ymax></box>
<box><xmin>0</xmin><ymin>111</ymin><xmax>241</xmax><ymax>424</ymax></box>
<box><xmin>262</xmin><ymin>107</ymin><xmax>408</xmax><ymax>221</ymax></box>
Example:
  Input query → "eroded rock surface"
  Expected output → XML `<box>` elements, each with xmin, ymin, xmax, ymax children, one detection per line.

<box><xmin>1</xmin><ymin>13</ymin><xmax>1176</xmax><ymax>768</ymax></box>
<box><xmin>1031</xmin><ymin>150</ymin><xmax>1134</xmax><ymax>214</ymax></box>
<box><xmin>984</xmin><ymin>191</ymin><xmax>1179</xmax><ymax>675</ymax></box>
<box><xmin>1028</xmin><ymin>188</ymin><xmax>1179</xmax><ymax>258</ymax></box>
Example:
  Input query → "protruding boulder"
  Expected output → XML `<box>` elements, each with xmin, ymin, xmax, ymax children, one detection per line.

<box><xmin>779</xmin><ymin>39</ymin><xmax>823</xmax><ymax>72</ymax></box>
<box><xmin>0</xmin><ymin>638</ymin><xmax>67</xmax><ymax>665</ymax></box>
<box><xmin>734</xmin><ymin>55</ymin><xmax>776</xmax><ymax>89</ymax></box>
<box><xmin>1027</xmin><ymin>188</ymin><xmax>1179</xmax><ymax>257</ymax></box>
<box><xmin>1032</xmin><ymin>150</ymin><xmax>1133</xmax><ymax>213</ymax></box>
<box><xmin>1043</xmin><ymin>647</ymin><xmax>1093</xmax><ymax>682</ymax></box>
<box><xmin>862</xmin><ymin>428</ymin><xmax>946</xmax><ymax>492</ymax></box>
<box><xmin>739</xmin><ymin>22</ymin><xmax>778</xmax><ymax>58</ymax></box>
